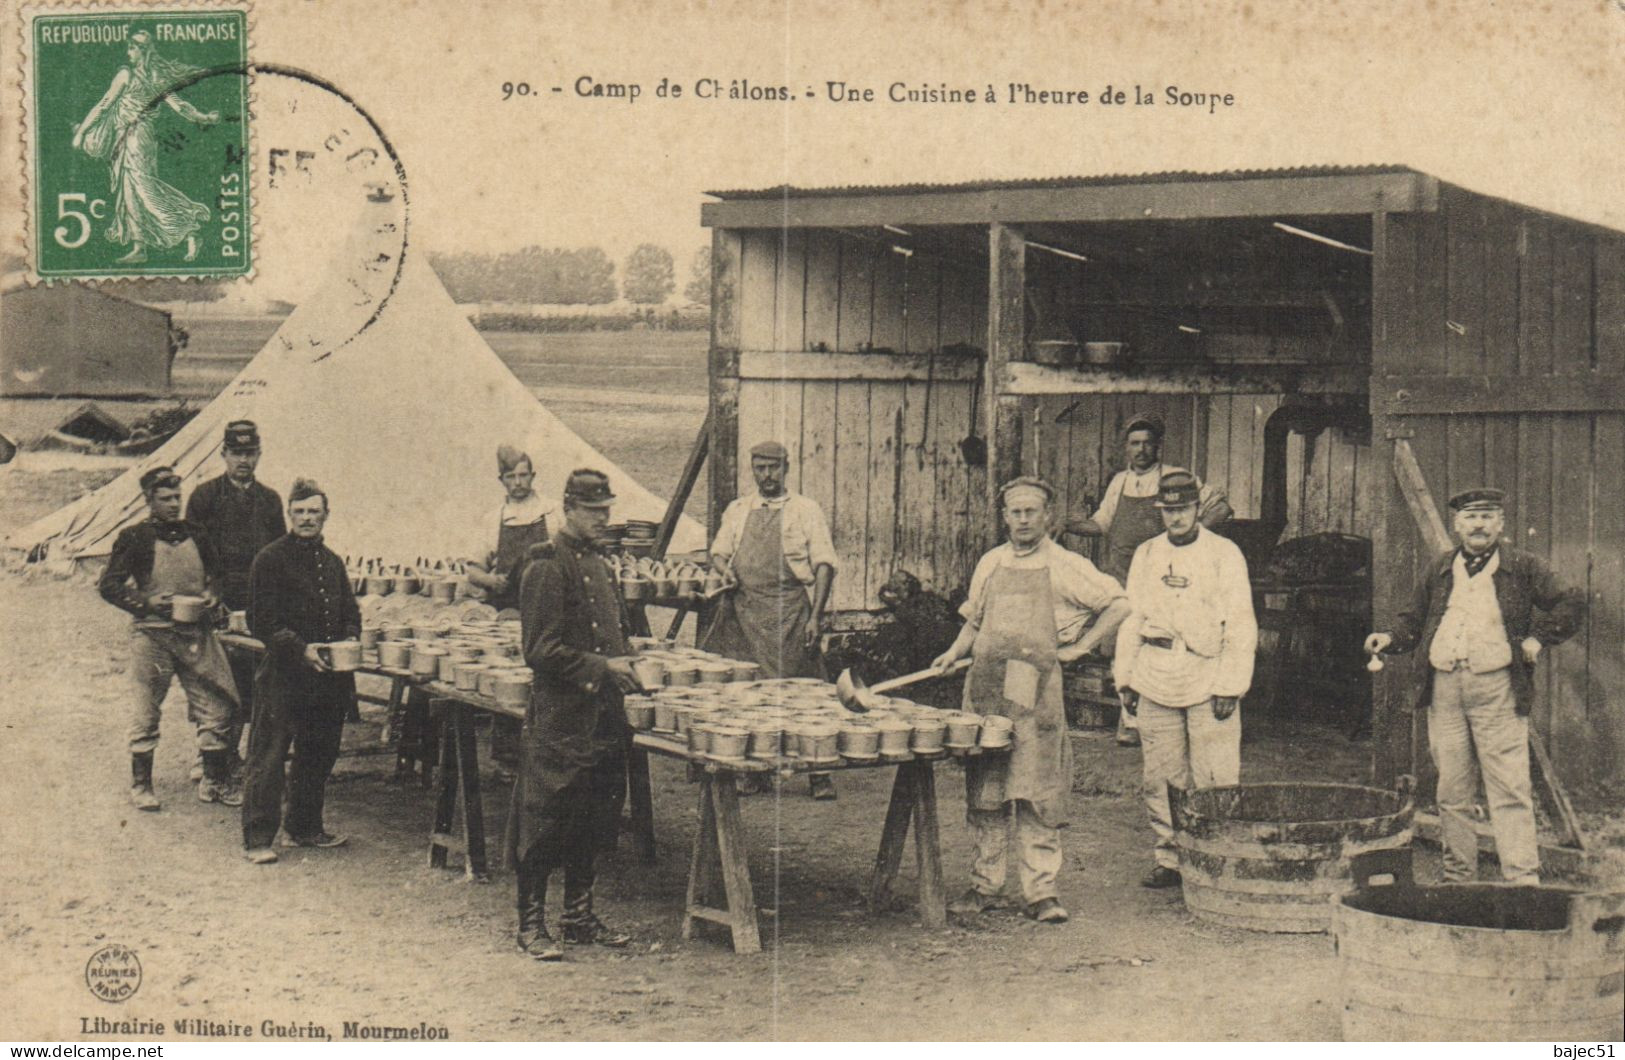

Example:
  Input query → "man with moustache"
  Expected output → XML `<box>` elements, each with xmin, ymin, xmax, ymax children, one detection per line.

<box><xmin>240</xmin><ymin>478</ymin><xmax>361</xmax><ymax>864</ymax></box>
<box><xmin>99</xmin><ymin>465</ymin><xmax>240</xmax><ymax>811</ymax></box>
<box><xmin>1070</xmin><ymin>412</ymin><xmax>1230</xmax><ymax>747</ymax></box>
<box><xmin>186</xmin><ymin>420</ymin><xmax>284</xmax><ymax>774</ymax></box>
<box><xmin>702</xmin><ymin>440</ymin><xmax>839</xmax><ymax>798</ymax></box>
<box><xmin>1114</xmin><ymin>471</ymin><xmax>1257</xmax><ymax>889</ymax></box>
<box><xmin>931</xmin><ymin>476</ymin><xmax>1129</xmax><ymax>924</ymax></box>
<box><xmin>1365</xmin><ymin>488</ymin><xmax>1583</xmax><ymax>884</ymax></box>
<box><xmin>512</xmin><ymin>469</ymin><xmax>641</xmax><ymax>958</ymax></box>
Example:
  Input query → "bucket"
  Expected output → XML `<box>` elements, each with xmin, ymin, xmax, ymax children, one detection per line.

<box><xmin>453</xmin><ymin>662</ymin><xmax>484</xmax><ymax>691</ymax></box>
<box><xmin>1170</xmin><ymin>780</ymin><xmax>1415</xmax><ymax>933</ymax></box>
<box><xmin>624</xmin><ymin>699</ymin><xmax>655</xmax><ymax>730</ymax></box>
<box><xmin>1334</xmin><ymin>848</ymin><xmax>1625</xmax><ymax>1041</ymax></box>
<box><xmin>910</xmin><ymin>717</ymin><xmax>947</xmax><ymax>754</ymax></box>
<box><xmin>708</xmin><ymin>726</ymin><xmax>749</xmax><ymax>761</ymax></box>
<box><xmin>838</xmin><ymin>724</ymin><xmax>880</xmax><ymax>760</ymax></box>
<box><xmin>170</xmin><ymin>594</ymin><xmax>207</xmax><ymax>624</ymax></box>
<box><xmin>396</xmin><ymin>575</ymin><xmax>421</xmax><ymax>596</ymax></box>
<box><xmin>430</xmin><ymin>579</ymin><xmax>457</xmax><ymax>603</ymax></box>
<box><xmin>632</xmin><ymin>657</ymin><xmax>666</xmax><ymax>689</ymax></box>
<box><xmin>410</xmin><ymin>645</ymin><xmax>446</xmax><ymax>676</ymax></box>
<box><xmin>358</xmin><ymin>627</ymin><xmax>381</xmax><ymax>650</ymax></box>
<box><xmin>493</xmin><ymin>670</ymin><xmax>532</xmax><ymax>707</ymax></box>
<box><xmin>377</xmin><ymin>641</ymin><xmax>412</xmax><ymax>670</ymax></box>
<box><xmin>319</xmin><ymin>641</ymin><xmax>362</xmax><ymax>672</ymax></box>
<box><xmin>942</xmin><ymin>712</ymin><xmax>982</xmax><ymax>748</ymax></box>
<box><xmin>365</xmin><ymin>576</ymin><xmax>392</xmax><ymax>596</ymax></box>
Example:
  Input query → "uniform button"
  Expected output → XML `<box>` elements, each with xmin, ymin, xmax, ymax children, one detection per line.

<box><xmin>591</xmin><ymin>621</ymin><xmax>599</xmax><ymax>628</ymax></box>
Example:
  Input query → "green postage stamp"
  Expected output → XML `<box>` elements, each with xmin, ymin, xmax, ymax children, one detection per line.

<box><xmin>21</xmin><ymin>4</ymin><xmax>252</xmax><ymax>280</ymax></box>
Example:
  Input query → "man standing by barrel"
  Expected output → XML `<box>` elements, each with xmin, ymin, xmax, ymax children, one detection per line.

<box><xmin>1071</xmin><ymin>413</ymin><xmax>1230</xmax><ymax>746</ymax></box>
<box><xmin>1114</xmin><ymin>471</ymin><xmax>1256</xmax><ymax>889</ymax></box>
<box><xmin>241</xmin><ymin>478</ymin><xmax>361</xmax><ymax>864</ymax></box>
<box><xmin>702</xmin><ymin>439</ymin><xmax>839</xmax><ymax>799</ymax></box>
<box><xmin>512</xmin><ymin>469</ymin><xmax>640</xmax><ymax>959</ymax></box>
<box><xmin>100</xmin><ymin>466</ymin><xmax>241</xmax><ymax>811</ymax></box>
<box><xmin>462</xmin><ymin>444</ymin><xmax>553</xmax><ymax>776</ymax></box>
<box><xmin>930</xmin><ymin>476</ymin><xmax>1130</xmax><ymax>924</ymax></box>
<box><xmin>186</xmin><ymin>420</ymin><xmax>284</xmax><ymax>775</ymax></box>
<box><xmin>1365</xmin><ymin>488</ymin><xmax>1582</xmax><ymax>884</ymax></box>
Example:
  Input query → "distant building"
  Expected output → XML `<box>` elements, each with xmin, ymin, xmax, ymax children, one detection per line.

<box><xmin>1</xmin><ymin>282</ymin><xmax>177</xmax><ymax>397</ymax></box>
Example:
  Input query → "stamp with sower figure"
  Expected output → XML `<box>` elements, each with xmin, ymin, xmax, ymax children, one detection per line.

<box><xmin>21</xmin><ymin>3</ymin><xmax>252</xmax><ymax>280</ymax></box>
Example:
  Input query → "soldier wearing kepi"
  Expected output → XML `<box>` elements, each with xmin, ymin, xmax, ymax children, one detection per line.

<box><xmin>99</xmin><ymin>466</ymin><xmax>241</xmax><ymax>811</ymax></box>
<box><xmin>240</xmin><ymin>478</ymin><xmax>361</xmax><ymax>864</ymax></box>
<box><xmin>185</xmin><ymin>419</ymin><xmax>284</xmax><ymax>773</ymax></box>
<box><xmin>1071</xmin><ymin>412</ymin><xmax>1230</xmax><ymax>747</ymax></box>
<box><xmin>1365</xmin><ymin>488</ymin><xmax>1583</xmax><ymax>884</ymax></box>
<box><xmin>512</xmin><ymin>469</ymin><xmax>641</xmax><ymax>960</ymax></box>
<box><xmin>702</xmin><ymin>439</ymin><xmax>839</xmax><ymax>799</ymax></box>
<box><xmin>931</xmin><ymin>476</ymin><xmax>1130</xmax><ymax>924</ymax></box>
<box><xmin>1114</xmin><ymin>471</ymin><xmax>1257</xmax><ymax>889</ymax></box>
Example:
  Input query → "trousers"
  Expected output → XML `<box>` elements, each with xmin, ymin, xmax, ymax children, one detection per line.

<box><xmin>127</xmin><ymin>627</ymin><xmax>235</xmax><ymax>755</ymax></box>
<box><xmin>967</xmin><ymin>800</ymin><xmax>1062</xmax><ymax>904</ymax></box>
<box><xmin>1139</xmin><ymin>696</ymin><xmax>1241</xmax><ymax>869</ymax></box>
<box><xmin>241</xmin><ymin>688</ymin><xmax>346</xmax><ymax>848</ymax></box>
<box><xmin>1429</xmin><ymin>667</ymin><xmax>1539</xmax><ymax>884</ymax></box>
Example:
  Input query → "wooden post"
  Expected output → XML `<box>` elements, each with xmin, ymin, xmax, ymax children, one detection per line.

<box><xmin>987</xmin><ymin>222</ymin><xmax>1026</xmax><ymax>520</ymax></box>
<box><xmin>909</xmin><ymin>761</ymin><xmax>946</xmax><ymax>928</ymax></box>
<box><xmin>869</xmin><ymin>765</ymin><xmax>918</xmax><ymax>912</ymax></box>
<box><xmin>709</xmin><ymin>229</ymin><xmax>744</xmax><ymax>538</ymax></box>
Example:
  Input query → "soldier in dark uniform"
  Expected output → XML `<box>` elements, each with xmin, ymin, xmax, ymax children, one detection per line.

<box><xmin>185</xmin><ymin>420</ymin><xmax>284</xmax><ymax>772</ymax></box>
<box><xmin>511</xmin><ymin>469</ymin><xmax>641</xmax><ymax>960</ymax></box>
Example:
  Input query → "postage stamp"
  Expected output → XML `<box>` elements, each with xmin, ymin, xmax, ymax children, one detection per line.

<box><xmin>20</xmin><ymin>4</ymin><xmax>252</xmax><ymax>280</ymax></box>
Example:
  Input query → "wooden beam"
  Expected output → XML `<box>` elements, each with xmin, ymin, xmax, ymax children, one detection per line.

<box><xmin>1529</xmin><ymin>731</ymin><xmax>1589</xmax><ymax>850</ymax></box>
<box><xmin>655</xmin><ymin>413</ymin><xmax>709</xmax><ymax>559</ymax></box>
<box><xmin>737</xmin><ymin>350</ymin><xmax>981</xmax><ymax>383</ymax></box>
<box><xmin>1005</xmin><ymin>360</ymin><xmax>1366</xmax><ymax>397</ymax></box>
<box><xmin>1390</xmin><ymin>438</ymin><xmax>1452</xmax><ymax>553</ymax></box>
<box><xmin>702</xmin><ymin>172</ymin><xmax>1438</xmax><ymax>230</ymax></box>
<box><xmin>708</xmin><ymin>229</ymin><xmax>744</xmax><ymax>538</ymax></box>
<box><xmin>988</xmin><ymin>223</ymin><xmax>1025</xmax><ymax>507</ymax></box>
<box><xmin>1372</xmin><ymin>372</ymin><xmax>1625</xmax><ymax>415</ymax></box>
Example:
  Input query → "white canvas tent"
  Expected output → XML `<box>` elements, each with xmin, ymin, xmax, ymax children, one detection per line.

<box><xmin>7</xmin><ymin>207</ymin><xmax>705</xmax><ymax>567</ymax></box>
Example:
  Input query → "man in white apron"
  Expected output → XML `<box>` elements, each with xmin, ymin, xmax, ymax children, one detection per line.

<box><xmin>462</xmin><ymin>446</ymin><xmax>554</xmax><ymax>776</ymax></box>
<box><xmin>1114</xmin><ymin>471</ymin><xmax>1257</xmax><ymax>889</ymax></box>
<box><xmin>702</xmin><ymin>440</ymin><xmax>838</xmax><ymax>797</ymax></box>
<box><xmin>99</xmin><ymin>466</ymin><xmax>241</xmax><ymax>811</ymax></box>
<box><xmin>1071</xmin><ymin>412</ymin><xmax>1230</xmax><ymax>746</ymax></box>
<box><xmin>931</xmin><ymin>477</ymin><xmax>1129</xmax><ymax>923</ymax></box>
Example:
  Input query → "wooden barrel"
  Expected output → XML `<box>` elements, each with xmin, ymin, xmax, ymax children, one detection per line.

<box><xmin>1169</xmin><ymin>780</ymin><xmax>1414</xmax><ymax>933</ymax></box>
<box><xmin>1334</xmin><ymin>848</ymin><xmax>1625</xmax><ymax>1041</ymax></box>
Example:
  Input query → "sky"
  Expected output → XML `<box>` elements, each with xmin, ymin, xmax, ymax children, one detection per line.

<box><xmin>4</xmin><ymin>0</ymin><xmax>1623</xmax><ymax>305</ymax></box>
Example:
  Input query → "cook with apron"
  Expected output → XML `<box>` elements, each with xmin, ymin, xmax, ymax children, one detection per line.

<box><xmin>932</xmin><ymin>476</ymin><xmax>1125</xmax><ymax>925</ymax></box>
<box><xmin>1084</xmin><ymin>412</ymin><xmax>1228</xmax><ymax>745</ymax></box>
<box><xmin>701</xmin><ymin>439</ymin><xmax>838</xmax><ymax>796</ymax></box>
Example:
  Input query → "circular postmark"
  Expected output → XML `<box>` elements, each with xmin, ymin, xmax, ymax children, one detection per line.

<box><xmin>85</xmin><ymin>944</ymin><xmax>142</xmax><ymax>1003</ymax></box>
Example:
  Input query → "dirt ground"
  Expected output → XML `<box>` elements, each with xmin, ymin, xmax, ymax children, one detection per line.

<box><xmin>3</xmin><ymin>389</ymin><xmax>1622</xmax><ymax>1043</ymax></box>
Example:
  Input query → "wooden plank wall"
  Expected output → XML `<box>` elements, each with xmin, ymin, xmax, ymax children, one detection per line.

<box><xmin>732</xmin><ymin>228</ymin><xmax>989</xmax><ymax>612</ymax></box>
<box><xmin>1372</xmin><ymin>186</ymin><xmax>1625</xmax><ymax>793</ymax></box>
<box><xmin>1283</xmin><ymin>427</ymin><xmax>1373</xmax><ymax>538</ymax></box>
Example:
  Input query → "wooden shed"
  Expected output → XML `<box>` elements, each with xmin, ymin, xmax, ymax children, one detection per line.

<box><xmin>1</xmin><ymin>283</ymin><xmax>176</xmax><ymax>397</ymax></box>
<box><xmin>701</xmin><ymin>166</ymin><xmax>1624</xmax><ymax>795</ymax></box>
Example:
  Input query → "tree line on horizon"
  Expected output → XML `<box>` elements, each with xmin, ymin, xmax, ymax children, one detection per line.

<box><xmin>429</xmin><ymin>244</ymin><xmax>713</xmax><ymax>308</ymax></box>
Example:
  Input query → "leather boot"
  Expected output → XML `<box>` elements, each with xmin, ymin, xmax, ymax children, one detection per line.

<box><xmin>130</xmin><ymin>752</ymin><xmax>159</xmax><ymax>811</ymax></box>
<box><xmin>515</xmin><ymin>866</ymin><xmax>562</xmax><ymax>961</ymax></box>
<box><xmin>561</xmin><ymin>879</ymin><xmax>630</xmax><ymax>947</ymax></box>
<box><xmin>197</xmin><ymin>750</ymin><xmax>244</xmax><ymax>806</ymax></box>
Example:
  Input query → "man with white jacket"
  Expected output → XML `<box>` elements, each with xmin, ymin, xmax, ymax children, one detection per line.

<box><xmin>1114</xmin><ymin>471</ymin><xmax>1257</xmax><ymax>889</ymax></box>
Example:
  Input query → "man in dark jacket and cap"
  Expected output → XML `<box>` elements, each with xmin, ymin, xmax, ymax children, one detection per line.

<box><xmin>511</xmin><ymin>468</ymin><xmax>642</xmax><ymax>959</ymax></box>
<box><xmin>99</xmin><ymin>466</ymin><xmax>241</xmax><ymax>811</ymax></box>
<box><xmin>1366</xmin><ymin>488</ymin><xmax>1583</xmax><ymax>884</ymax></box>
<box><xmin>240</xmin><ymin>478</ymin><xmax>361</xmax><ymax>864</ymax></box>
<box><xmin>185</xmin><ymin>420</ymin><xmax>284</xmax><ymax>770</ymax></box>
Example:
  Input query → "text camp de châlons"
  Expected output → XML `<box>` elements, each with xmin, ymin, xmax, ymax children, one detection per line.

<box><xmin>561</xmin><ymin>76</ymin><xmax>1236</xmax><ymax>110</ymax></box>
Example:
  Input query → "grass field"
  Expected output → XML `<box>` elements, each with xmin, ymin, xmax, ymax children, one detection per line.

<box><xmin>171</xmin><ymin>316</ymin><xmax>709</xmax><ymax>398</ymax></box>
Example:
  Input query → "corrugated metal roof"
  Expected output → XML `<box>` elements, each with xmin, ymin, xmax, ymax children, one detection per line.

<box><xmin>705</xmin><ymin>164</ymin><xmax>1419</xmax><ymax>201</ymax></box>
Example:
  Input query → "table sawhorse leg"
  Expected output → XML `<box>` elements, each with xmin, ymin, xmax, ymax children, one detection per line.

<box><xmin>868</xmin><ymin>760</ymin><xmax>946</xmax><ymax>928</ymax></box>
<box><xmin>681</xmin><ymin>772</ymin><xmax>761</xmax><ymax>954</ymax></box>
<box><xmin>627</xmin><ymin>746</ymin><xmax>657</xmax><ymax>864</ymax></box>
<box><xmin>427</xmin><ymin>700</ymin><xmax>490</xmax><ymax>882</ymax></box>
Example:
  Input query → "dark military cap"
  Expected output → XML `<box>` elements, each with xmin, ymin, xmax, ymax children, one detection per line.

<box><xmin>139</xmin><ymin>466</ymin><xmax>181</xmax><ymax>494</ymax></box>
<box><xmin>223</xmin><ymin>420</ymin><xmax>261</xmax><ymax>451</ymax></box>
<box><xmin>1448</xmin><ymin>487</ymin><xmax>1506</xmax><ymax>512</ymax></box>
<box><xmin>563</xmin><ymin>468</ymin><xmax>616</xmax><ymax>508</ymax></box>
<box><xmin>1153</xmin><ymin>470</ymin><xmax>1201</xmax><ymax>509</ymax></box>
